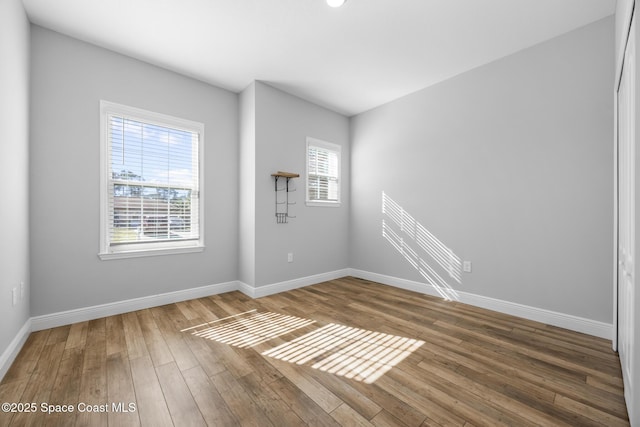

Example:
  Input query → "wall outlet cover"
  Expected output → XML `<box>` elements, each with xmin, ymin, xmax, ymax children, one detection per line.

<box><xmin>463</xmin><ymin>261</ymin><xmax>472</xmax><ymax>273</ymax></box>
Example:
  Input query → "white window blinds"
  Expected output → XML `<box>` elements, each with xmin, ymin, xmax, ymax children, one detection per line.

<box><xmin>306</xmin><ymin>138</ymin><xmax>341</xmax><ymax>204</ymax></box>
<box><xmin>100</xmin><ymin>101</ymin><xmax>203</xmax><ymax>257</ymax></box>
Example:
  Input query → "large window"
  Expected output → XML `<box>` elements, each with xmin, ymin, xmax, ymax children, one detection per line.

<box><xmin>99</xmin><ymin>101</ymin><xmax>204</xmax><ymax>259</ymax></box>
<box><xmin>306</xmin><ymin>137</ymin><xmax>341</xmax><ymax>206</ymax></box>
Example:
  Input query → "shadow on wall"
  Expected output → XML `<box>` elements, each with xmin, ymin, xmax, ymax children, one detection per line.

<box><xmin>382</xmin><ymin>191</ymin><xmax>461</xmax><ymax>301</ymax></box>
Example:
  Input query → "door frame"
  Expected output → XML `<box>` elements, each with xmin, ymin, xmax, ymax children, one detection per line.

<box><xmin>614</xmin><ymin>5</ymin><xmax>639</xmax><ymax>425</ymax></box>
<box><xmin>614</xmin><ymin>1</ymin><xmax>636</xmax><ymax>353</ymax></box>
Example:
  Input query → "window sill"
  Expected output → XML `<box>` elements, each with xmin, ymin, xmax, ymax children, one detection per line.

<box><xmin>306</xmin><ymin>201</ymin><xmax>341</xmax><ymax>207</ymax></box>
<box><xmin>98</xmin><ymin>245</ymin><xmax>204</xmax><ymax>260</ymax></box>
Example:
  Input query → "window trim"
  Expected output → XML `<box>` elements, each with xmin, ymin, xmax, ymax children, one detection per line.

<box><xmin>306</xmin><ymin>137</ymin><xmax>341</xmax><ymax>207</ymax></box>
<box><xmin>98</xmin><ymin>100</ymin><xmax>205</xmax><ymax>260</ymax></box>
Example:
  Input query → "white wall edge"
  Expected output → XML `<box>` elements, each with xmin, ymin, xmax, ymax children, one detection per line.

<box><xmin>31</xmin><ymin>280</ymin><xmax>240</xmax><ymax>331</ymax></box>
<box><xmin>252</xmin><ymin>269</ymin><xmax>352</xmax><ymax>298</ymax></box>
<box><xmin>349</xmin><ymin>269</ymin><xmax>612</xmax><ymax>340</ymax></box>
<box><xmin>0</xmin><ymin>319</ymin><xmax>32</xmax><ymax>382</ymax></box>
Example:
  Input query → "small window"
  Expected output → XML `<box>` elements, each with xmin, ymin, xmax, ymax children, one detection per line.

<box><xmin>99</xmin><ymin>101</ymin><xmax>204</xmax><ymax>259</ymax></box>
<box><xmin>306</xmin><ymin>137</ymin><xmax>341</xmax><ymax>206</ymax></box>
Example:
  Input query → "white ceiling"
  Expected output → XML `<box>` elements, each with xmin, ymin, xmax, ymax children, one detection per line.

<box><xmin>22</xmin><ymin>0</ymin><xmax>615</xmax><ymax>116</ymax></box>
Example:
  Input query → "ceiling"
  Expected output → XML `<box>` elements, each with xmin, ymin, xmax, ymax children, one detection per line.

<box><xmin>21</xmin><ymin>0</ymin><xmax>615</xmax><ymax>116</ymax></box>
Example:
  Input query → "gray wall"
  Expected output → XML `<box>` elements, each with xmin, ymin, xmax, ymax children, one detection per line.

<box><xmin>350</xmin><ymin>17</ymin><xmax>614</xmax><ymax>322</ymax></box>
<box><xmin>0</xmin><ymin>0</ymin><xmax>31</xmax><ymax>361</ymax></box>
<box><xmin>253</xmin><ymin>82</ymin><xmax>350</xmax><ymax>287</ymax></box>
<box><xmin>30</xmin><ymin>26</ymin><xmax>239</xmax><ymax>316</ymax></box>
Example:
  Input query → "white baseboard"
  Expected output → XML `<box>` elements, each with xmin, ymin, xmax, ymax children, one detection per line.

<box><xmin>237</xmin><ymin>281</ymin><xmax>255</xmax><ymax>298</ymax></box>
<box><xmin>29</xmin><ymin>269</ymin><xmax>613</xmax><ymax>338</ymax></box>
<box><xmin>349</xmin><ymin>269</ymin><xmax>612</xmax><ymax>340</ymax></box>
<box><xmin>3</xmin><ymin>268</ymin><xmax>612</xmax><ymax>383</ymax></box>
<box><xmin>460</xmin><ymin>291</ymin><xmax>612</xmax><ymax>339</ymax></box>
<box><xmin>30</xmin><ymin>270</ymin><xmax>350</xmax><ymax>332</ymax></box>
<box><xmin>0</xmin><ymin>319</ymin><xmax>31</xmax><ymax>381</ymax></box>
<box><xmin>31</xmin><ymin>280</ymin><xmax>240</xmax><ymax>331</ymax></box>
<box><xmin>241</xmin><ymin>269</ymin><xmax>352</xmax><ymax>299</ymax></box>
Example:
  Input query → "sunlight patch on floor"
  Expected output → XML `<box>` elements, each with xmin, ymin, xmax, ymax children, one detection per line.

<box><xmin>262</xmin><ymin>323</ymin><xmax>424</xmax><ymax>383</ymax></box>
<box><xmin>182</xmin><ymin>309</ymin><xmax>315</xmax><ymax>348</ymax></box>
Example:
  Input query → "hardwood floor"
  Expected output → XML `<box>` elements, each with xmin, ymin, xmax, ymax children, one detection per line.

<box><xmin>0</xmin><ymin>277</ymin><xmax>629</xmax><ymax>426</ymax></box>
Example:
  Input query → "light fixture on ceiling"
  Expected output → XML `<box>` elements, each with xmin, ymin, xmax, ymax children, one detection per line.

<box><xmin>327</xmin><ymin>0</ymin><xmax>346</xmax><ymax>7</ymax></box>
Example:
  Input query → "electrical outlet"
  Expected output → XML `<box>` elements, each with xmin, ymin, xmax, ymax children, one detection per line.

<box><xmin>463</xmin><ymin>261</ymin><xmax>472</xmax><ymax>273</ymax></box>
<box><xmin>287</xmin><ymin>253</ymin><xmax>294</xmax><ymax>263</ymax></box>
<box><xmin>12</xmin><ymin>288</ymin><xmax>17</xmax><ymax>306</ymax></box>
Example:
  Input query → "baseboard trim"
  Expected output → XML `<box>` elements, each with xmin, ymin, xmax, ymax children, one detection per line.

<box><xmin>459</xmin><ymin>291</ymin><xmax>612</xmax><ymax>339</ymax></box>
<box><xmin>248</xmin><ymin>269</ymin><xmax>352</xmax><ymax>299</ymax></box>
<box><xmin>31</xmin><ymin>280</ymin><xmax>239</xmax><ymax>331</ymax></box>
<box><xmin>0</xmin><ymin>319</ymin><xmax>31</xmax><ymax>381</ymax></box>
<box><xmin>350</xmin><ymin>269</ymin><xmax>612</xmax><ymax>340</ymax></box>
<box><xmin>29</xmin><ymin>270</ymin><xmax>614</xmax><ymax>338</ymax></box>
<box><xmin>29</xmin><ymin>270</ymin><xmax>351</xmax><ymax>332</ymax></box>
<box><xmin>237</xmin><ymin>281</ymin><xmax>255</xmax><ymax>298</ymax></box>
<box><xmin>5</xmin><ymin>267</ymin><xmax>612</xmax><ymax>383</ymax></box>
